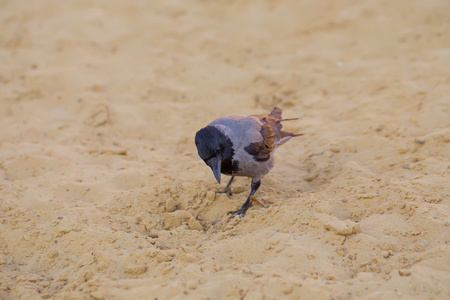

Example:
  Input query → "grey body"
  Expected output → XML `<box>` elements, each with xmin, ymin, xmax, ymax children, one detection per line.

<box><xmin>209</xmin><ymin>115</ymin><xmax>276</xmax><ymax>181</ymax></box>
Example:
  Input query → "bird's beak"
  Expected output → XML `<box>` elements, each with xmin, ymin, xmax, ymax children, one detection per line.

<box><xmin>208</xmin><ymin>156</ymin><xmax>221</xmax><ymax>184</ymax></box>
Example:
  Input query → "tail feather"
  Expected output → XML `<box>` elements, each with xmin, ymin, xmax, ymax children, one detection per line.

<box><xmin>254</xmin><ymin>107</ymin><xmax>303</xmax><ymax>151</ymax></box>
<box><xmin>268</xmin><ymin>107</ymin><xmax>302</xmax><ymax>140</ymax></box>
<box><xmin>280</xmin><ymin>117</ymin><xmax>299</xmax><ymax>122</ymax></box>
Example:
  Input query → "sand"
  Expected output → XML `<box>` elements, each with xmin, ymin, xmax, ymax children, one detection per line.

<box><xmin>0</xmin><ymin>0</ymin><xmax>449</xmax><ymax>299</ymax></box>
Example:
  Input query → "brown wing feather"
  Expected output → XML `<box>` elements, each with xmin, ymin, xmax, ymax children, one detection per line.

<box><xmin>257</xmin><ymin>107</ymin><xmax>301</xmax><ymax>145</ymax></box>
<box><xmin>246</xmin><ymin>107</ymin><xmax>301</xmax><ymax>161</ymax></box>
<box><xmin>244</xmin><ymin>122</ymin><xmax>273</xmax><ymax>161</ymax></box>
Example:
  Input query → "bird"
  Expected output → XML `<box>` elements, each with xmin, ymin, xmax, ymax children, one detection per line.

<box><xmin>195</xmin><ymin>107</ymin><xmax>302</xmax><ymax>217</ymax></box>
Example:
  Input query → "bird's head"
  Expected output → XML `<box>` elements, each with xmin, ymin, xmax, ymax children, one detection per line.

<box><xmin>195</xmin><ymin>126</ymin><xmax>228</xmax><ymax>184</ymax></box>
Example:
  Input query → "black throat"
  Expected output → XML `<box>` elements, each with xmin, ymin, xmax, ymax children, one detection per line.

<box><xmin>221</xmin><ymin>133</ymin><xmax>240</xmax><ymax>175</ymax></box>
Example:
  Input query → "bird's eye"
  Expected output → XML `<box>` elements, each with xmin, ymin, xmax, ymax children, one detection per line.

<box><xmin>216</xmin><ymin>146</ymin><xmax>221</xmax><ymax>152</ymax></box>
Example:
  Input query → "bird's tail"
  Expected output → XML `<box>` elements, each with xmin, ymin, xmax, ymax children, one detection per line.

<box><xmin>268</xmin><ymin>107</ymin><xmax>303</xmax><ymax>145</ymax></box>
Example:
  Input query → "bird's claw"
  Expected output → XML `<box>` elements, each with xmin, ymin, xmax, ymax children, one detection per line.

<box><xmin>227</xmin><ymin>198</ymin><xmax>252</xmax><ymax>218</ymax></box>
<box><xmin>215</xmin><ymin>188</ymin><xmax>233</xmax><ymax>197</ymax></box>
<box><xmin>227</xmin><ymin>208</ymin><xmax>246</xmax><ymax>218</ymax></box>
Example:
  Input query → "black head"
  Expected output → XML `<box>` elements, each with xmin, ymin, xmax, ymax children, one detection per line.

<box><xmin>195</xmin><ymin>126</ymin><xmax>229</xmax><ymax>184</ymax></box>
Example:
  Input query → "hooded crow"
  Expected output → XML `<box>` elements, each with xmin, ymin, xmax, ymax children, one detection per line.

<box><xmin>195</xmin><ymin>107</ymin><xmax>301</xmax><ymax>217</ymax></box>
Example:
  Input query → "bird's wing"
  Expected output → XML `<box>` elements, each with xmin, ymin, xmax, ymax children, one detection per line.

<box><xmin>246</xmin><ymin>107</ymin><xmax>302</xmax><ymax>161</ymax></box>
<box><xmin>243</xmin><ymin>120</ymin><xmax>274</xmax><ymax>162</ymax></box>
<box><xmin>243</xmin><ymin>107</ymin><xmax>283</xmax><ymax>161</ymax></box>
<box><xmin>210</xmin><ymin>108</ymin><xmax>301</xmax><ymax>162</ymax></box>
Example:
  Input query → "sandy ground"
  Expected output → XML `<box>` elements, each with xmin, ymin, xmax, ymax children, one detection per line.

<box><xmin>0</xmin><ymin>0</ymin><xmax>449</xmax><ymax>299</ymax></box>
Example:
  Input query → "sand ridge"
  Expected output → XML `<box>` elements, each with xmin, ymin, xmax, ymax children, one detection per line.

<box><xmin>0</xmin><ymin>0</ymin><xmax>449</xmax><ymax>299</ymax></box>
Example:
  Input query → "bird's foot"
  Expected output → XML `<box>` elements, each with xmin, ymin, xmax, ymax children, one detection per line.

<box><xmin>216</xmin><ymin>188</ymin><xmax>234</xmax><ymax>197</ymax></box>
<box><xmin>227</xmin><ymin>207</ymin><xmax>247</xmax><ymax>218</ymax></box>
<box><xmin>227</xmin><ymin>198</ymin><xmax>252</xmax><ymax>218</ymax></box>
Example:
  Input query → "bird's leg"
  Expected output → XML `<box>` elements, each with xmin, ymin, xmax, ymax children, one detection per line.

<box><xmin>228</xmin><ymin>179</ymin><xmax>261</xmax><ymax>218</ymax></box>
<box><xmin>216</xmin><ymin>176</ymin><xmax>235</xmax><ymax>196</ymax></box>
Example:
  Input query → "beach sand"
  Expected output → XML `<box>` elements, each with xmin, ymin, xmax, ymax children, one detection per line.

<box><xmin>0</xmin><ymin>0</ymin><xmax>449</xmax><ymax>299</ymax></box>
